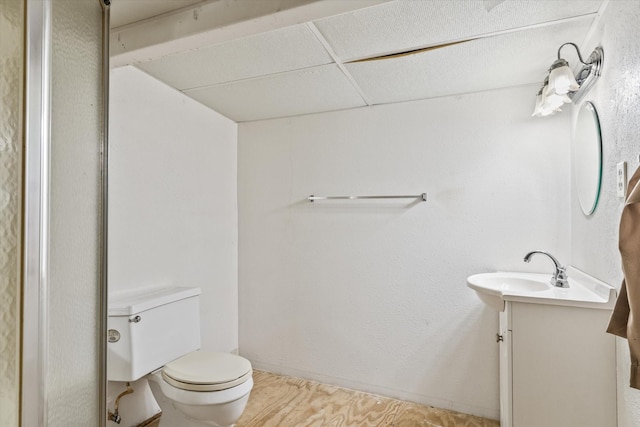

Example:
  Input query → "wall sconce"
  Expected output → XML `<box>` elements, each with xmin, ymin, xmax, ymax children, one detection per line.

<box><xmin>532</xmin><ymin>43</ymin><xmax>604</xmax><ymax>117</ymax></box>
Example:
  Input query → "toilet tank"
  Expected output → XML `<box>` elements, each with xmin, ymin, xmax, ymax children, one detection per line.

<box><xmin>107</xmin><ymin>286</ymin><xmax>201</xmax><ymax>382</ymax></box>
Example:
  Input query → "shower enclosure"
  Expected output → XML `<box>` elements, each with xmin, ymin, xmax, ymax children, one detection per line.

<box><xmin>0</xmin><ymin>0</ymin><xmax>109</xmax><ymax>425</ymax></box>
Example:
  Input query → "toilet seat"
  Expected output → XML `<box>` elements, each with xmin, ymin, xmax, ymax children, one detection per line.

<box><xmin>149</xmin><ymin>371</ymin><xmax>254</xmax><ymax>406</ymax></box>
<box><xmin>162</xmin><ymin>351</ymin><xmax>252</xmax><ymax>392</ymax></box>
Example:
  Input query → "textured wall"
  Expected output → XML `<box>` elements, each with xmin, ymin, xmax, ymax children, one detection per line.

<box><xmin>238</xmin><ymin>85</ymin><xmax>571</xmax><ymax>419</ymax></box>
<box><xmin>109</xmin><ymin>66</ymin><xmax>239</xmax><ymax>354</ymax></box>
<box><xmin>569</xmin><ymin>1</ymin><xmax>640</xmax><ymax>425</ymax></box>
<box><xmin>0</xmin><ymin>1</ymin><xmax>22</xmax><ymax>426</ymax></box>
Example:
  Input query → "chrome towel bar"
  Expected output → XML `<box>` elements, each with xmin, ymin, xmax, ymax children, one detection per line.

<box><xmin>308</xmin><ymin>193</ymin><xmax>427</xmax><ymax>202</ymax></box>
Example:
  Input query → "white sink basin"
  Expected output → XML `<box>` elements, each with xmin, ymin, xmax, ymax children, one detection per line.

<box><xmin>467</xmin><ymin>267</ymin><xmax>616</xmax><ymax>311</ymax></box>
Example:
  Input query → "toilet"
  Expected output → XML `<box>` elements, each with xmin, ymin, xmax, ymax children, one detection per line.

<box><xmin>107</xmin><ymin>286</ymin><xmax>253</xmax><ymax>427</ymax></box>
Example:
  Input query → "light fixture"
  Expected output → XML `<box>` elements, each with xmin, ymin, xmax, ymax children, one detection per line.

<box><xmin>532</xmin><ymin>43</ymin><xmax>604</xmax><ymax>117</ymax></box>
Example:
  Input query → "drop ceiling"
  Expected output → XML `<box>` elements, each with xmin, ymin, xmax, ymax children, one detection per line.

<box><xmin>110</xmin><ymin>0</ymin><xmax>206</xmax><ymax>28</ymax></box>
<box><xmin>111</xmin><ymin>0</ymin><xmax>606</xmax><ymax>122</ymax></box>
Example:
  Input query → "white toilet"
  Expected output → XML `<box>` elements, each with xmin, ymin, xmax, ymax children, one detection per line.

<box><xmin>107</xmin><ymin>286</ymin><xmax>253</xmax><ymax>427</ymax></box>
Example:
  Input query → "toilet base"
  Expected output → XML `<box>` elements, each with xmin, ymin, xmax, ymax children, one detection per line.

<box><xmin>174</xmin><ymin>394</ymin><xmax>250</xmax><ymax>427</ymax></box>
<box><xmin>148</xmin><ymin>372</ymin><xmax>252</xmax><ymax>427</ymax></box>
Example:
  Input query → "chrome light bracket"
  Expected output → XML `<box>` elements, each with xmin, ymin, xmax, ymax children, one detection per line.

<box><xmin>568</xmin><ymin>46</ymin><xmax>604</xmax><ymax>104</ymax></box>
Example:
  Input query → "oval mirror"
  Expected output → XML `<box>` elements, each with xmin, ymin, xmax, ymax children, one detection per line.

<box><xmin>572</xmin><ymin>101</ymin><xmax>603</xmax><ymax>215</ymax></box>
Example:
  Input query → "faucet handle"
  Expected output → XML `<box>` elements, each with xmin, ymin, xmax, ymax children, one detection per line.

<box><xmin>553</xmin><ymin>266</ymin><xmax>569</xmax><ymax>288</ymax></box>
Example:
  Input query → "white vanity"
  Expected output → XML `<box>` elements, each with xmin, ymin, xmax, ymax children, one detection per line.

<box><xmin>468</xmin><ymin>267</ymin><xmax>617</xmax><ymax>427</ymax></box>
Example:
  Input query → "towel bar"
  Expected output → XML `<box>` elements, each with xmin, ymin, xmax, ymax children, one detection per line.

<box><xmin>308</xmin><ymin>193</ymin><xmax>427</xmax><ymax>202</ymax></box>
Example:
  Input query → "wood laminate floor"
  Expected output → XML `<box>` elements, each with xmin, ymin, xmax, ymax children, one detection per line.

<box><xmin>236</xmin><ymin>371</ymin><xmax>500</xmax><ymax>427</ymax></box>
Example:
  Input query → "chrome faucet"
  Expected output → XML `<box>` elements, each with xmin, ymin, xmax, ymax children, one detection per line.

<box><xmin>523</xmin><ymin>250</ymin><xmax>569</xmax><ymax>288</ymax></box>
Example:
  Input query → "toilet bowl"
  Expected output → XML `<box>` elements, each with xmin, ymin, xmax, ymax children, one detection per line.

<box><xmin>148</xmin><ymin>350</ymin><xmax>253</xmax><ymax>427</ymax></box>
<box><xmin>107</xmin><ymin>286</ymin><xmax>253</xmax><ymax>427</ymax></box>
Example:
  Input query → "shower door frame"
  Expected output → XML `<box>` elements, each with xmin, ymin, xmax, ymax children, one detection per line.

<box><xmin>22</xmin><ymin>0</ymin><xmax>53</xmax><ymax>423</ymax></box>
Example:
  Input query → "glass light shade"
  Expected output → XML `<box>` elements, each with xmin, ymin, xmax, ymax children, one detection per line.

<box><xmin>532</xmin><ymin>93</ymin><xmax>544</xmax><ymax>117</ymax></box>
<box><xmin>535</xmin><ymin>86</ymin><xmax>570</xmax><ymax>116</ymax></box>
<box><xmin>540</xmin><ymin>103</ymin><xmax>561</xmax><ymax>116</ymax></box>
<box><xmin>545</xmin><ymin>92</ymin><xmax>571</xmax><ymax>107</ymax></box>
<box><xmin>539</xmin><ymin>107</ymin><xmax>559</xmax><ymax>117</ymax></box>
<box><xmin>548</xmin><ymin>62</ymin><xmax>580</xmax><ymax>95</ymax></box>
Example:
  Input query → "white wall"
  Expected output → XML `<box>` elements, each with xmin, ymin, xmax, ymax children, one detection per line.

<box><xmin>238</xmin><ymin>85</ymin><xmax>571</xmax><ymax>419</ymax></box>
<box><xmin>109</xmin><ymin>66</ymin><xmax>238</xmax><ymax>354</ymax></box>
<box><xmin>108</xmin><ymin>66</ymin><xmax>238</xmax><ymax>427</ymax></box>
<box><xmin>569</xmin><ymin>2</ymin><xmax>640</xmax><ymax>426</ymax></box>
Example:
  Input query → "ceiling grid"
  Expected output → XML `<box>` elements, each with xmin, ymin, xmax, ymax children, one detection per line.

<box><xmin>114</xmin><ymin>0</ymin><xmax>607</xmax><ymax>122</ymax></box>
<box><xmin>305</xmin><ymin>22</ymin><xmax>373</xmax><ymax>107</ymax></box>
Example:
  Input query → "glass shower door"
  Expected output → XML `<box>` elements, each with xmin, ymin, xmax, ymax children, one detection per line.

<box><xmin>21</xmin><ymin>0</ymin><xmax>109</xmax><ymax>426</ymax></box>
<box><xmin>0</xmin><ymin>0</ymin><xmax>24</xmax><ymax>424</ymax></box>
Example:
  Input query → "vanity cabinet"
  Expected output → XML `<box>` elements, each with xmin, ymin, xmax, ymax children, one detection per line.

<box><xmin>499</xmin><ymin>301</ymin><xmax>616</xmax><ymax>427</ymax></box>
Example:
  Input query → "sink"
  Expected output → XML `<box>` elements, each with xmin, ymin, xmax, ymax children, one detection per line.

<box><xmin>467</xmin><ymin>267</ymin><xmax>616</xmax><ymax>311</ymax></box>
<box><xmin>470</xmin><ymin>275</ymin><xmax>550</xmax><ymax>293</ymax></box>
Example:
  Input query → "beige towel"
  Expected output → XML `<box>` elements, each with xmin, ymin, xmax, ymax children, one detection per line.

<box><xmin>607</xmin><ymin>165</ymin><xmax>640</xmax><ymax>389</ymax></box>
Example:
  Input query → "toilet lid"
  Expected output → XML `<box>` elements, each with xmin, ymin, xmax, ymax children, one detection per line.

<box><xmin>162</xmin><ymin>351</ymin><xmax>252</xmax><ymax>392</ymax></box>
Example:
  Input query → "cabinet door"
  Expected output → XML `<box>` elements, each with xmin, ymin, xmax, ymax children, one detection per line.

<box><xmin>511</xmin><ymin>303</ymin><xmax>616</xmax><ymax>427</ymax></box>
<box><xmin>499</xmin><ymin>307</ymin><xmax>512</xmax><ymax>427</ymax></box>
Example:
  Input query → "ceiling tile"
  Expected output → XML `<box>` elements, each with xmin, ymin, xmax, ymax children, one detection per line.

<box><xmin>313</xmin><ymin>0</ymin><xmax>603</xmax><ymax>61</ymax></box>
<box><xmin>136</xmin><ymin>24</ymin><xmax>334</xmax><ymax>90</ymax></box>
<box><xmin>345</xmin><ymin>17</ymin><xmax>593</xmax><ymax>105</ymax></box>
<box><xmin>183</xmin><ymin>65</ymin><xmax>367</xmax><ymax>122</ymax></box>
